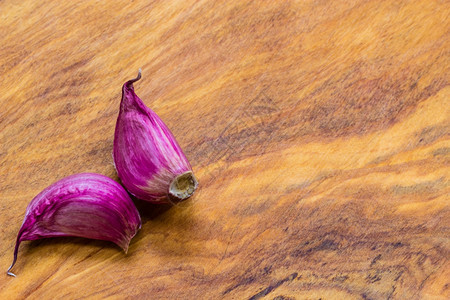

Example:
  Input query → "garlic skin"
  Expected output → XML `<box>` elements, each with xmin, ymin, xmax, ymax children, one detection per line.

<box><xmin>7</xmin><ymin>173</ymin><xmax>141</xmax><ymax>277</ymax></box>
<box><xmin>113</xmin><ymin>70</ymin><xmax>198</xmax><ymax>203</ymax></box>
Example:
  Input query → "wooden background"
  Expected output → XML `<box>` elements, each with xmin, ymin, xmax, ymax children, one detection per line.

<box><xmin>0</xmin><ymin>0</ymin><xmax>448</xmax><ymax>299</ymax></box>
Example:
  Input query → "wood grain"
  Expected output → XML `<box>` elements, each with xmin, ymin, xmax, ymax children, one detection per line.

<box><xmin>0</xmin><ymin>0</ymin><xmax>448</xmax><ymax>299</ymax></box>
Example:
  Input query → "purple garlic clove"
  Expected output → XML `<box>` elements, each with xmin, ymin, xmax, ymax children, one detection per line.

<box><xmin>7</xmin><ymin>173</ymin><xmax>141</xmax><ymax>277</ymax></box>
<box><xmin>113</xmin><ymin>70</ymin><xmax>198</xmax><ymax>204</ymax></box>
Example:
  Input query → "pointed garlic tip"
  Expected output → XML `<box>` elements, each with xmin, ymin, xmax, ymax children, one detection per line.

<box><xmin>7</xmin><ymin>231</ymin><xmax>22</xmax><ymax>277</ymax></box>
<box><xmin>128</xmin><ymin>68</ymin><xmax>142</xmax><ymax>84</ymax></box>
<box><xmin>7</xmin><ymin>271</ymin><xmax>16</xmax><ymax>278</ymax></box>
<box><xmin>169</xmin><ymin>171</ymin><xmax>198</xmax><ymax>201</ymax></box>
<box><xmin>7</xmin><ymin>252</ymin><xmax>18</xmax><ymax>277</ymax></box>
<box><xmin>7</xmin><ymin>259</ymin><xmax>17</xmax><ymax>277</ymax></box>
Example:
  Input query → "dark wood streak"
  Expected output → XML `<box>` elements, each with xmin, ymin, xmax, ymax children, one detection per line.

<box><xmin>248</xmin><ymin>272</ymin><xmax>298</xmax><ymax>300</ymax></box>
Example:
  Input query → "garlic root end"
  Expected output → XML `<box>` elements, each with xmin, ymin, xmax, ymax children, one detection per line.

<box><xmin>169</xmin><ymin>171</ymin><xmax>198</xmax><ymax>201</ymax></box>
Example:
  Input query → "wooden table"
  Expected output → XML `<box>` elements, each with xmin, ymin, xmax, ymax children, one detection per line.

<box><xmin>1</xmin><ymin>1</ymin><xmax>448</xmax><ymax>299</ymax></box>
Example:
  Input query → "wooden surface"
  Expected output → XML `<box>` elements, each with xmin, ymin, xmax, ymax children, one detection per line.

<box><xmin>0</xmin><ymin>0</ymin><xmax>449</xmax><ymax>299</ymax></box>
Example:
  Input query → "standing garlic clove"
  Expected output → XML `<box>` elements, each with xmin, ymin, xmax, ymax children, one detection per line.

<box><xmin>7</xmin><ymin>173</ymin><xmax>141</xmax><ymax>277</ymax></box>
<box><xmin>113</xmin><ymin>70</ymin><xmax>198</xmax><ymax>204</ymax></box>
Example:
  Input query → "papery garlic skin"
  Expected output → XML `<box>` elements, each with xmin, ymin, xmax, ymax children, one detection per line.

<box><xmin>7</xmin><ymin>173</ymin><xmax>141</xmax><ymax>277</ymax></box>
<box><xmin>113</xmin><ymin>70</ymin><xmax>198</xmax><ymax>203</ymax></box>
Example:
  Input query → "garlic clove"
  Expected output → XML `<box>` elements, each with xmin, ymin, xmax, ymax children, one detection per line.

<box><xmin>7</xmin><ymin>173</ymin><xmax>141</xmax><ymax>277</ymax></box>
<box><xmin>113</xmin><ymin>70</ymin><xmax>198</xmax><ymax>203</ymax></box>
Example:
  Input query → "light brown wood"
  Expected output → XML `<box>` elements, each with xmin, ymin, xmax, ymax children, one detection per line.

<box><xmin>1</xmin><ymin>0</ymin><xmax>449</xmax><ymax>299</ymax></box>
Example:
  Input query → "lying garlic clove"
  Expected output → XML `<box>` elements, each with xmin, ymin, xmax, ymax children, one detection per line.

<box><xmin>113</xmin><ymin>70</ymin><xmax>198</xmax><ymax>204</ymax></box>
<box><xmin>7</xmin><ymin>173</ymin><xmax>141</xmax><ymax>277</ymax></box>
